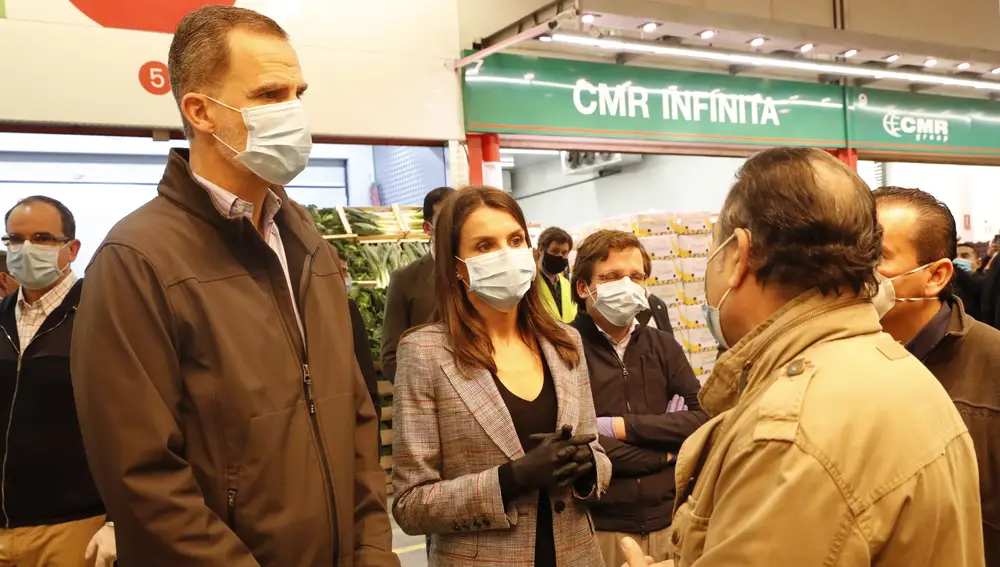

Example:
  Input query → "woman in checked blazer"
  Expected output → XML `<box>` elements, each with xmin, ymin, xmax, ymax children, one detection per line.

<box><xmin>392</xmin><ymin>187</ymin><xmax>610</xmax><ymax>567</ymax></box>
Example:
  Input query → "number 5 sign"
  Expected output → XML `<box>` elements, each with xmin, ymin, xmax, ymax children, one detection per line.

<box><xmin>139</xmin><ymin>61</ymin><xmax>171</xmax><ymax>95</ymax></box>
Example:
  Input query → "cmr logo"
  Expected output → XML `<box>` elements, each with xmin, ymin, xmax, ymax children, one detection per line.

<box><xmin>882</xmin><ymin>112</ymin><xmax>949</xmax><ymax>143</ymax></box>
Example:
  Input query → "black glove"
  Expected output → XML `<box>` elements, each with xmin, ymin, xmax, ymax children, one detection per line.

<box><xmin>511</xmin><ymin>425</ymin><xmax>595</xmax><ymax>491</ymax></box>
<box><xmin>554</xmin><ymin>443</ymin><xmax>595</xmax><ymax>488</ymax></box>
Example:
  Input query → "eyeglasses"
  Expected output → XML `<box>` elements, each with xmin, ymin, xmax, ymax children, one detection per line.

<box><xmin>2</xmin><ymin>234</ymin><xmax>72</xmax><ymax>247</ymax></box>
<box><xmin>594</xmin><ymin>272</ymin><xmax>647</xmax><ymax>285</ymax></box>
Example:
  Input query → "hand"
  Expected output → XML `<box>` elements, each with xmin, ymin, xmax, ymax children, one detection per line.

<box><xmin>512</xmin><ymin>425</ymin><xmax>595</xmax><ymax>490</ymax></box>
<box><xmin>666</xmin><ymin>395</ymin><xmax>688</xmax><ymax>413</ymax></box>
<box><xmin>554</xmin><ymin>442</ymin><xmax>594</xmax><ymax>488</ymax></box>
<box><xmin>85</xmin><ymin>523</ymin><xmax>116</xmax><ymax>567</ymax></box>
<box><xmin>597</xmin><ymin>417</ymin><xmax>616</xmax><ymax>438</ymax></box>
<box><xmin>620</xmin><ymin>536</ymin><xmax>673</xmax><ymax>567</ymax></box>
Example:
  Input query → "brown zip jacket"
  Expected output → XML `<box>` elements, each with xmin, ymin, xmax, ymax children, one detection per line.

<box><xmin>70</xmin><ymin>149</ymin><xmax>398</xmax><ymax>567</ymax></box>
<box><xmin>668</xmin><ymin>290</ymin><xmax>984</xmax><ymax>566</ymax></box>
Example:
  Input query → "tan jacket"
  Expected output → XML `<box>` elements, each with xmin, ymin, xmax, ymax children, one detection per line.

<box><xmin>71</xmin><ymin>150</ymin><xmax>397</xmax><ymax>567</ymax></box>
<box><xmin>668</xmin><ymin>291</ymin><xmax>984</xmax><ymax>566</ymax></box>
<box><xmin>392</xmin><ymin>323</ymin><xmax>610</xmax><ymax>567</ymax></box>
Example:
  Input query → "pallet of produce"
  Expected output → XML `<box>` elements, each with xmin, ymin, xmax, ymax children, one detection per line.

<box><xmin>307</xmin><ymin>205</ymin><xmax>351</xmax><ymax>236</ymax></box>
<box><xmin>344</xmin><ymin>207</ymin><xmax>403</xmax><ymax>236</ymax></box>
<box><xmin>395</xmin><ymin>205</ymin><xmax>425</xmax><ymax>234</ymax></box>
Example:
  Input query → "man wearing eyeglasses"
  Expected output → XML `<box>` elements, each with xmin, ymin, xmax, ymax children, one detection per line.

<box><xmin>0</xmin><ymin>196</ymin><xmax>115</xmax><ymax>567</ymax></box>
<box><xmin>570</xmin><ymin>229</ymin><xmax>708</xmax><ymax>567</ymax></box>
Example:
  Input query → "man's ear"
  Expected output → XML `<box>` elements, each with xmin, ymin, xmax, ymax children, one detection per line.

<box><xmin>67</xmin><ymin>240</ymin><xmax>82</xmax><ymax>264</ymax></box>
<box><xmin>927</xmin><ymin>259</ymin><xmax>954</xmax><ymax>296</ymax></box>
<box><xmin>728</xmin><ymin>228</ymin><xmax>752</xmax><ymax>289</ymax></box>
<box><xmin>181</xmin><ymin>93</ymin><xmax>216</xmax><ymax>136</ymax></box>
<box><xmin>576</xmin><ymin>278</ymin><xmax>591</xmax><ymax>304</ymax></box>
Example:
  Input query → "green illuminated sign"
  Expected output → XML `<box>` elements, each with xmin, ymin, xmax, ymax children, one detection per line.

<box><xmin>464</xmin><ymin>53</ymin><xmax>846</xmax><ymax>148</ymax></box>
<box><xmin>848</xmin><ymin>87</ymin><xmax>1000</xmax><ymax>155</ymax></box>
<box><xmin>464</xmin><ymin>53</ymin><xmax>1000</xmax><ymax>158</ymax></box>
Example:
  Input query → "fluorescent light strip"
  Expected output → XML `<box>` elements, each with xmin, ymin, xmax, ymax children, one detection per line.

<box><xmin>550</xmin><ymin>33</ymin><xmax>1000</xmax><ymax>92</ymax></box>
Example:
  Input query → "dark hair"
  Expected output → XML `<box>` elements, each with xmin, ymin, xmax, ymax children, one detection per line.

<box><xmin>571</xmin><ymin>230</ymin><xmax>652</xmax><ymax>309</ymax></box>
<box><xmin>873</xmin><ymin>186</ymin><xmax>957</xmax><ymax>299</ymax></box>
<box><xmin>169</xmin><ymin>6</ymin><xmax>289</xmax><ymax>137</ymax></box>
<box><xmin>717</xmin><ymin>147</ymin><xmax>881</xmax><ymax>296</ymax></box>
<box><xmin>422</xmin><ymin>187</ymin><xmax>455</xmax><ymax>225</ymax></box>
<box><xmin>538</xmin><ymin>227</ymin><xmax>574</xmax><ymax>252</ymax></box>
<box><xmin>5</xmin><ymin>196</ymin><xmax>77</xmax><ymax>239</ymax></box>
<box><xmin>432</xmin><ymin>186</ymin><xmax>580</xmax><ymax>373</ymax></box>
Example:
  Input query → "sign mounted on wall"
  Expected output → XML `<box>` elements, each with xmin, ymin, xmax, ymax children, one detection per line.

<box><xmin>848</xmin><ymin>87</ymin><xmax>1000</xmax><ymax>155</ymax></box>
<box><xmin>464</xmin><ymin>53</ymin><xmax>846</xmax><ymax>149</ymax></box>
<box><xmin>465</xmin><ymin>53</ymin><xmax>1000</xmax><ymax>161</ymax></box>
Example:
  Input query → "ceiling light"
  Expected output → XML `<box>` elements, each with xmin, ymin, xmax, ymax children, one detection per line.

<box><xmin>957</xmin><ymin>62</ymin><xmax>971</xmax><ymax>70</ymax></box>
<box><xmin>547</xmin><ymin>33</ymin><xmax>1000</xmax><ymax>92</ymax></box>
<box><xmin>992</xmin><ymin>67</ymin><xmax>1000</xmax><ymax>74</ymax></box>
<box><xmin>749</xmin><ymin>37</ymin><xmax>766</xmax><ymax>47</ymax></box>
<box><xmin>698</xmin><ymin>30</ymin><xmax>716</xmax><ymax>40</ymax></box>
<box><xmin>842</xmin><ymin>49</ymin><xmax>858</xmax><ymax>58</ymax></box>
<box><xmin>886</xmin><ymin>54</ymin><xmax>900</xmax><ymax>63</ymax></box>
<box><xmin>798</xmin><ymin>43</ymin><xmax>814</xmax><ymax>53</ymax></box>
<box><xmin>641</xmin><ymin>22</ymin><xmax>659</xmax><ymax>33</ymax></box>
<box><xmin>925</xmin><ymin>58</ymin><xmax>938</xmax><ymax>67</ymax></box>
<box><xmin>539</xmin><ymin>35</ymin><xmax>553</xmax><ymax>43</ymax></box>
<box><xmin>581</xmin><ymin>14</ymin><xmax>596</xmax><ymax>24</ymax></box>
<box><xmin>524</xmin><ymin>73</ymin><xmax>535</xmax><ymax>80</ymax></box>
<box><xmin>789</xmin><ymin>95</ymin><xmax>800</xmax><ymax>100</ymax></box>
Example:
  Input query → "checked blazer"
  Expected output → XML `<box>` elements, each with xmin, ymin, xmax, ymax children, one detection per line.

<box><xmin>391</xmin><ymin>323</ymin><xmax>611</xmax><ymax>567</ymax></box>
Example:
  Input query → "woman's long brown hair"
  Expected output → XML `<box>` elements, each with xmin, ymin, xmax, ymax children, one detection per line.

<box><xmin>433</xmin><ymin>186</ymin><xmax>580</xmax><ymax>373</ymax></box>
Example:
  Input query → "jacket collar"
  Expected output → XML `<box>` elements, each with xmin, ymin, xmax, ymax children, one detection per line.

<box><xmin>158</xmin><ymin>149</ymin><xmax>320</xmax><ymax>254</ymax></box>
<box><xmin>944</xmin><ymin>296</ymin><xmax>973</xmax><ymax>339</ymax></box>
<box><xmin>700</xmin><ymin>289</ymin><xmax>876</xmax><ymax>416</ymax></box>
<box><xmin>572</xmin><ymin>310</ymin><xmax>653</xmax><ymax>348</ymax></box>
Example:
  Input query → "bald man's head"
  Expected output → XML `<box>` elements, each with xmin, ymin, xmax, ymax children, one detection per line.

<box><xmin>716</xmin><ymin>147</ymin><xmax>881</xmax><ymax>295</ymax></box>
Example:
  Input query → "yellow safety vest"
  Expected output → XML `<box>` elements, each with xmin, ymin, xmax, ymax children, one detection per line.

<box><xmin>538</xmin><ymin>273</ymin><xmax>577</xmax><ymax>323</ymax></box>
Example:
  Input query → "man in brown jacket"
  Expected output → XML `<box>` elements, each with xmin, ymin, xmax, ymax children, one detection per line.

<box><xmin>875</xmin><ymin>186</ymin><xmax>1000</xmax><ymax>565</ymax></box>
<box><xmin>643</xmin><ymin>148</ymin><xmax>984</xmax><ymax>567</ymax></box>
<box><xmin>69</xmin><ymin>6</ymin><xmax>397</xmax><ymax>567</ymax></box>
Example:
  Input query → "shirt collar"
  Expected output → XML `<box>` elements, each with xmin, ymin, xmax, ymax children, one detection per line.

<box><xmin>193</xmin><ymin>173</ymin><xmax>282</xmax><ymax>227</ymax></box>
<box><xmin>597</xmin><ymin>317</ymin><xmax>639</xmax><ymax>349</ymax></box>
<box><xmin>905</xmin><ymin>301</ymin><xmax>952</xmax><ymax>361</ymax></box>
<box><xmin>18</xmin><ymin>272</ymin><xmax>77</xmax><ymax>313</ymax></box>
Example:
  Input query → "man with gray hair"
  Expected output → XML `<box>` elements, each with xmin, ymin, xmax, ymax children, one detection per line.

<box><xmin>70</xmin><ymin>6</ymin><xmax>397</xmax><ymax>567</ymax></box>
<box><xmin>629</xmin><ymin>147</ymin><xmax>983</xmax><ymax>566</ymax></box>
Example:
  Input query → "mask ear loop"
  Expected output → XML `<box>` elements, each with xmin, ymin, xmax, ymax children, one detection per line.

<box><xmin>204</xmin><ymin>96</ymin><xmax>249</xmax><ymax>155</ymax></box>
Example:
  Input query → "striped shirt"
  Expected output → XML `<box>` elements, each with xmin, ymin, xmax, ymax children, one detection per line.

<box><xmin>16</xmin><ymin>272</ymin><xmax>77</xmax><ymax>352</ymax></box>
<box><xmin>193</xmin><ymin>175</ymin><xmax>305</xmax><ymax>340</ymax></box>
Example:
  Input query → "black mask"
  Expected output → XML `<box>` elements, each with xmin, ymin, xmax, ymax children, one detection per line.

<box><xmin>542</xmin><ymin>253</ymin><xmax>569</xmax><ymax>275</ymax></box>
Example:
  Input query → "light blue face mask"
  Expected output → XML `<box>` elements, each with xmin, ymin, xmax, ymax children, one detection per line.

<box><xmin>701</xmin><ymin>233</ymin><xmax>737</xmax><ymax>350</ymax></box>
<box><xmin>954</xmin><ymin>257</ymin><xmax>974</xmax><ymax>273</ymax></box>
<box><xmin>344</xmin><ymin>275</ymin><xmax>353</xmax><ymax>294</ymax></box>
<box><xmin>457</xmin><ymin>247</ymin><xmax>537</xmax><ymax>313</ymax></box>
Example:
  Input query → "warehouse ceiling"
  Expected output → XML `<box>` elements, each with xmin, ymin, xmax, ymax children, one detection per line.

<box><xmin>469</xmin><ymin>0</ymin><xmax>1000</xmax><ymax>99</ymax></box>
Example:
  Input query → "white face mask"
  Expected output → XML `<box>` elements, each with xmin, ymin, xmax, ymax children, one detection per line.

<box><xmin>702</xmin><ymin>233</ymin><xmax>737</xmax><ymax>350</ymax></box>
<box><xmin>872</xmin><ymin>262</ymin><xmax>940</xmax><ymax>319</ymax></box>
<box><xmin>457</xmin><ymin>247</ymin><xmax>537</xmax><ymax>313</ymax></box>
<box><xmin>7</xmin><ymin>241</ymin><xmax>70</xmax><ymax>291</ymax></box>
<box><xmin>208</xmin><ymin>97</ymin><xmax>313</xmax><ymax>186</ymax></box>
<box><xmin>588</xmin><ymin>277</ymin><xmax>649</xmax><ymax>327</ymax></box>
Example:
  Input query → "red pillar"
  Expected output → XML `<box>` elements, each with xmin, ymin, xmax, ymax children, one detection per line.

<box><xmin>826</xmin><ymin>148</ymin><xmax>858</xmax><ymax>172</ymax></box>
<box><xmin>466</xmin><ymin>133</ymin><xmax>501</xmax><ymax>186</ymax></box>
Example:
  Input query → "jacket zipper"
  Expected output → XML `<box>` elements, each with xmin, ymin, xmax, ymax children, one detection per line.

<box><xmin>609</xmin><ymin>346</ymin><xmax>646</xmax><ymax>529</ymax></box>
<box><xmin>296</xmin><ymin>251</ymin><xmax>340</xmax><ymax>562</ymax></box>
<box><xmin>227</xmin><ymin>488</ymin><xmax>237</xmax><ymax>528</ymax></box>
<box><xmin>0</xmin><ymin>311</ymin><xmax>72</xmax><ymax>528</ymax></box>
